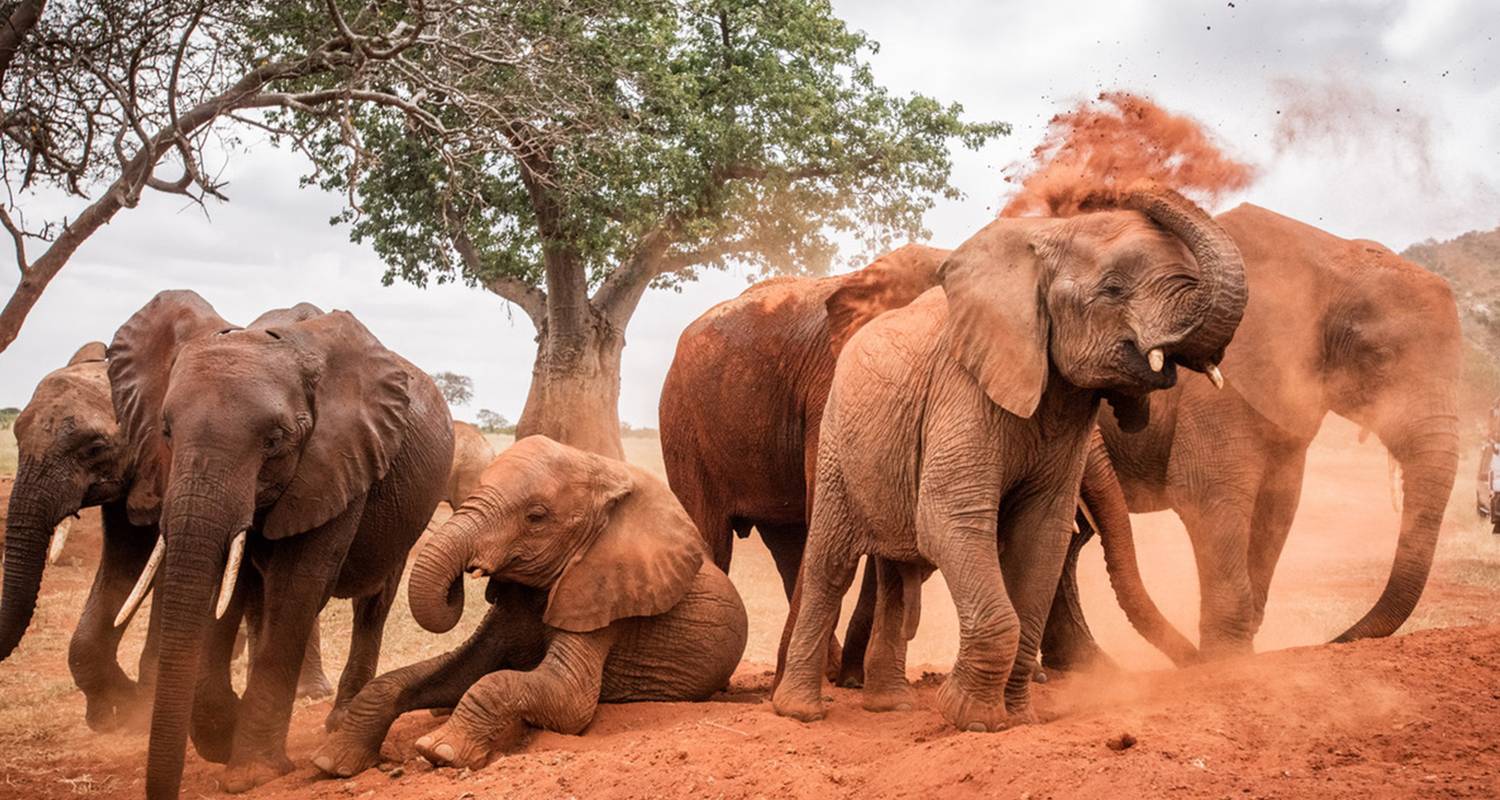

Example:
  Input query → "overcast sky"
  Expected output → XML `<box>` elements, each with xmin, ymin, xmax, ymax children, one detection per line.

<box><xmin>2</xmin><ymin>0</ymin><xmax>1496</xmax><ymax>424</ymax></box>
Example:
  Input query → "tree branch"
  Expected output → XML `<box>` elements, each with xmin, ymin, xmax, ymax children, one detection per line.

<box><xmin>451</xmin><ymin>228</ymin><xmax>547</xmax><ymax>329</ymax></box>
<box><xmin>0</xmin><ymin>0</ymin><xmax>46</xmax><ymax>85</ymax></box>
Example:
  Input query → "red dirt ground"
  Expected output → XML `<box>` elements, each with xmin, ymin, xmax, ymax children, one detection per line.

<box><xmin>1</xmin><ymin>417</ymin><xmax>1498</xmax><ymax>799</ymax></box>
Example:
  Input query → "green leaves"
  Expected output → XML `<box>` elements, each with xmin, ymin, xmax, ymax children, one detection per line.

<box><xmin>272</xmin><ymin>0</ymin><xmax>1008</xmax><ymax>318</ymax></box>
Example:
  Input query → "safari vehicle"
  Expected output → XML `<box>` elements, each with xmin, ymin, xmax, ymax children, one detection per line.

<box><xmin>1477</xmin><ymin>441</ymin><xmax>1500</xmax><ymax>533</ymax></box>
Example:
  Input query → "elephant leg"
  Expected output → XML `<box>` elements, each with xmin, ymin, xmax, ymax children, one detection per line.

<box><xmin>222</xmin><ymin>504</ymin><xmax>362</xmax><ymax>794</ymax></box>
<box><xmin>1039</xmin><ymin>519</ymin><xmax>1115</xmax><ymax>674</ymax></box>
<box><xmin>762</xmin><ymin>522</ymin><xmax>847</xmax><ymax>684</ymax></box>
<box><xmin>1180</xmin><ymin>492</ymin><xmax>1259</xmax><ymax>659</ymax></box>
<box><xmin>297</xmin><ymin>618</ymin><xmax>333</xmax><ymax>700</ymax></box>
<box><xmin>1246</xmin><ymin>450</ymin><xmax>1306</xmax><ymax>636</ymax></box>
<box><xmin>928</xmin><ymin>525</ymin><xmax>1014</xmax><ymax>733</ymax></box>
<box><xmin>312</xmin><ymin>600</ymin><xmax>539</xmax><ymax>778</ymax></box>
<box><xmin>325</xmin><ymin>573</ymin><xmax>400</xmax><ymax>732</ymax></box>
<box><xmin>190</xmin><ymin>570</ymin><xmax>251</xmax><ymax>765</ymax></box>
<box><xmin>415</xmin><ymin>628</ymin><xmax>613</xmax><ymax>770</ymax></box>
<box><xmin>997</xmin><ymin>499</ymin><xmax>1075</xmax><ymax>720</ymax></box>
<box><xmin>68</xmin><ymin>513</ymin><xmax>155</xmax><ymax>732</ymax></box>
<box><xmin>861</xmin><ymin>559</ymin><xmax>917</xmax><ymax>712</ymax></box>
<box><xmin>837</xmin><ymin>560</ymin><xmax>878</xmax><ymax>688</ymax></box>
<box><xmin>771</xmin><ymin>500</ymin><xmax>860</xmax><ymax>721</ymax></box>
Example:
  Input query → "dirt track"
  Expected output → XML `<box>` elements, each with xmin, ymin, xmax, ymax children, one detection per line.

<box><xmin>0</xmin><ymin>419</ymin><xmax>1498</xmax><ymax>799</ymax></box>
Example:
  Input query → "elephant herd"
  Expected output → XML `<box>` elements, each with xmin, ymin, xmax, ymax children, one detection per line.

<box><xmin>0</xmin><ymin>184</ymin><xmax>1462</xmax><ymax>799</ymax></box>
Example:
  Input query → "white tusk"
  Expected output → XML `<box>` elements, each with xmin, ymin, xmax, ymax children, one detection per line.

<box><xmin>1148</xmin><ymin>348</ymin><xmax>1165</xmax><ymax>373</ymax></box>
<box><xmin>48</xmin><ymin>517</ymin><xmax>73</xmax><ymax>564</ymax></box>
<box><xmin>1206</xmin><ymin>363</ymin><xmax>1225</xmax><ymax>390</ymax></box>
<box><xmin>115</xmin><ymin>536</ymin><xmax>165</xmax><ymax>628</ymax></box>
<box><xmin>214</xmin><ymin>531</ymin><xmax>247</xmax><ymax>620</ymax></box>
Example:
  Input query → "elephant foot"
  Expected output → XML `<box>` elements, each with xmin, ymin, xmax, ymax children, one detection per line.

<box><xmin>415</xmin><ymin>721</ymin><xmax>501</xmax><ymax>770</ymax></box>
<box><xmin>190</xmin><ymin>690</ymin><xmax>240</xmax><ymax>764</ymax></box>
<box><xmin>770</xmin><ymin>681</ymin><xmax>827</xmax><ymax>722</ymax></box>
<box><xmin>297</xmin><ymin>669</ymin><xmax>334</xmax><ymax>701</ymax></box>
<box><xmin>835</xmin><ymin>660</ymin><xmax>865</xmax><ymax>689</ymax></box>
<box><xmin>83</xmin><ymin>681</ymin><xmax>148</xmax><ymax>733</ymax></box>
<box><xmin>220</xmin><ymin>752</ymin><xmax>294</xmax><ymax>794</ymax></box>
<box><xmin>311</xmin><ymin>733</ymin><xmax>382</xmax><ymax>779</ymax></box>
<box><xmin>861</xmin><ymin>683</ymin><xmax>916</xmax><ymax>713</ymax></box>
<box><xmin>936</xmin><ymin>677</ymin><xmax>1006</xmax><ymax>733</ymax></box>
<box><xmin>1198</xmin><ymin>636</ymin><xmax>1255</xmax><ymax>662</ymax></box>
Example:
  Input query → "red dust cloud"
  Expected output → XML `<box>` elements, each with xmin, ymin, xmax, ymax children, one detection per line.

<box><xmin>1002</xmin><ymin>91</ymin><xmax>1257</xmax><ymax>217</ymax></box>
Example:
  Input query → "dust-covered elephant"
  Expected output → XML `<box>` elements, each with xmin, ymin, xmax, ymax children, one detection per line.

<box><xmin>1054</xmin><ymin>204</ymin><xmax>1462</xmax><ymax>662</ymax></box>
<box><xmin>774</xmin><ymin>185</ymin><xmax>1246</xmax><ymax>731</ymax></box>
<box><xmin>311</xmin><ymin>435</ymin><xmax>747</xmax><ymax>777</ymax></box>
<box><xmin>106</xmin><ymin>291</ymin><xmax>453</xmax><ymax>798</ymax></box>
<box><xmin>446</xmin><ymin>421</ymin><xmax>496</xmax><ymax>509</ymax></box>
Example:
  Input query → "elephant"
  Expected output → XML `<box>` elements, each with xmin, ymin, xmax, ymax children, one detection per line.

<box><xmin>105</xmin><ymin>290</ymin><xmax>453</xmax><ymax>799</ymax></box>
<box><xmin>446</xmin><ymin>421</ymin><xmax>496</xmax><ymax>509</ymax></box>
<box><xmin>1048</xmin><ymin>203</ymin><xmax>1462</xmax><ymax>662</ymax></box>
<box><xmin>0</xmin><ymin>339</ymin><xmax>332</xmax><ymax>735</ymax></box>
<box><xmin>772</xmin><ymin>185</ymin><xmax>1247</xmax><ymax>732</ymax></box>
<box><xmin>660</xmin><ymin>245</ymin><xmax>1178</xmax><ymax>683</ymax></box>
<box><xmin>310</xmin><ymin>435</ymin><xmax>747</xmax><ymax>777</ymax></box>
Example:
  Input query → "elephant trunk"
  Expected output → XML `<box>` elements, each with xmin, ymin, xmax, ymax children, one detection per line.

<box><xmin>409</xmin><ymin>509</ymin><xmax>482</xmax><ymax>633</ymax></box>
<box><xmin>0</xmin><ymin>457</ymin><xmax>76</xmax><ymax>661</ymax></box>
<box><xmin>146</xmin><ymin>470</ymin><xmax>251</xmax><ymax>800</ymax></box>
<box><xmin>1123</xmin><ymin>185</ymin><xmax>1248</xmax><ymax>365</ymax></box>
<box><xmin>1333</xmin><ymin>407</ymin><xmax>1458</xmax><ymax>642</ymax></box>
<box><xmin>1080</xmin><ymin>432</ymin><xmax>1200</xmax><ymax>666</ymax></box>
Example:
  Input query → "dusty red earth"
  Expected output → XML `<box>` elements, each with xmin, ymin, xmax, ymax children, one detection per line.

<box><xmin>1</xmin><ymin>418</ymin><xmax>1498</xmax><ymax>799</ymax></box>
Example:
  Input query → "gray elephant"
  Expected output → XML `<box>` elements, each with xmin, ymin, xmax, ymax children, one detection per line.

<box><xmin>311</xmin><ymin>435</ymin><xmax>747</xmax><ymax>777</ymax></box>
<box><xmin>773</xmin><ymin>185</ymin><xmax>1246</xmax><ymax>731</ymax></box>
<box><xmin>105</xmin><ymin>291</ymin><xmax>453</xmax><ymax>798</ymax></box>
<box><xmin>0</xmin><ymin>339</ymin><xmax>331</xmax><ymax>735</ymax></box>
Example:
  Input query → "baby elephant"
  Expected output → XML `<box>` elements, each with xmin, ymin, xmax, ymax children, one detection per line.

<box><xmin>314</xmin><ymin>435</ymin><xmax>747</xmax><ymax>776</ymax></box>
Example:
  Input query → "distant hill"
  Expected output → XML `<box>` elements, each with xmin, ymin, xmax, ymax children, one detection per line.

<box><xmin>1402</xmin><ymin>225</ymin><xmax>1500</xmax><ymax>423</ymax></box>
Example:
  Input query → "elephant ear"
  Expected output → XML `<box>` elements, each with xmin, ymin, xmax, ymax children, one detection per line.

<box><xmin>107</xmin><ymin>290</ymin><xmax>234</xmax><ymax>525</ymax></box>
<box><xmin>67</xmin><ymin>341</ymin><xmax>107</xmax><ymax>366</ymax></box>
<box><xmin>1215</xmin><ymin>206</ymin><xmax>1328</xmax><ymax>440</ymax></box>
<box><xmin>939</xmin><ymin>219</ymin><xmax>1051</xmax><ymax>418</ymax></box>
<box><xmin>825</xmin><ymin>244</ymin><xmax>948</xmax><ymax>357</ymax></box>
<box><xmin>261</xmin><ymin>311</ymin><xmax>411</xmax><ymax>539</ymax></box>
<box><xmin>544</xmin><ymin>458</ymin><xmax>704</xmax><ymax>633</ymax></box>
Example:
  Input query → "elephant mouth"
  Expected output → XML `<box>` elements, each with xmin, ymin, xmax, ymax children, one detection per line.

<box><xmin>1115</xmin><ymin>340</ymin><xmax>1180</xmax><ymax>391</ymax></box>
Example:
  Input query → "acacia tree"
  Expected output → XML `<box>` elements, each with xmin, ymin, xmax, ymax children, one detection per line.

<box><xmin>289</xmin><ymin>0</ymin><xmax>1006</xmax><ymax>457</ymax></box>
<box><xmin>0</xmin><ymin>0</ymin><xmax>586</xmax><ymax>352</ymax></box>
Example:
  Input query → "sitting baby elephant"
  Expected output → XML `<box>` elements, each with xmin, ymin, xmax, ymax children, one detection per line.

<box><xmin>313</xmin><ymin>435</ymin><xmax>748</xmax><ymax>776</ymax></box>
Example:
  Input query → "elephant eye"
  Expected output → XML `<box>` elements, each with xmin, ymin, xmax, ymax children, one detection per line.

<box><xmin>263</xmin><ymin>429</ymin><xmax>287</xmax><ymax>453</ymax></box>
<box><xmin>525</xmin><ymin>504</ymin><xmax>549</xmax><ymax>523</ymax></box>
<box><xmin>160</xmin><ymin>419</ymin><xmax>172</xmax><ymax>440</ymax></box>
<box><xmin>1097</xmin><ymin>276</ymin><xmax>1130</xmax><ymax>300</ymax></box>
<box><xmin>79</xmin><ymin>437</ymin><xmax>108</xmax><ymax>461</ymax></box>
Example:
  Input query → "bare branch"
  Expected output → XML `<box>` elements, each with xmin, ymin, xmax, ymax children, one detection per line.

<box><xmin>0</xmin><ymin>204</ymin><xmax>28</xmax><ymax>273</ymax></box>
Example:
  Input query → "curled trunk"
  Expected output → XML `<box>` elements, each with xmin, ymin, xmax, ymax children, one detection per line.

<box><xmin>1081</xmin><ymin>433</ymin><xmax>1200</xmax><ymax>666</ymax></box>
<box><xmin>408</xmin><ymin>510</ymin><xmax>480</xmax><ymax>633</ymax></box>
<box><xmin>1333</xmin><ymin>411</ymin><xmax>1458</xmax><ymax>642</ymax></box>
<box><xmin>1122</xmin><ymin>186</ymin><xmax>1248</xmax><ymax>364</ymax></box>
<box><xmin>0</xmin><ymin>458</ymin><xmax>73</xmax><ymax>661</ymax></box>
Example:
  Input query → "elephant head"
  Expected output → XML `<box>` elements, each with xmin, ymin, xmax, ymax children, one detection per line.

<box><xmin>106</xmin><ymin>290</ymin><xmax>411</xmax><ymax>799</ymax></box>
<box><xmin>938</xmin><ymin>183</ymin><xmax>1247</xmax><ymax>426</ymax></box>
<box><xmin>1217</xmin><ymin>204</ymin><xmax>1462</xmax><ymax>642</ymax></box>
<box><xmin>0</xmin><ymin>342</ymin><xmax>124</xmax><ymax>661</ymax></box>
<box><xmin>408</xmin><ymin>435</ymin><xmax>703</xmax><ymax>635</ymax></box>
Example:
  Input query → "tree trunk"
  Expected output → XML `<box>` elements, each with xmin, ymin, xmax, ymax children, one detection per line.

<box><xmin>514</xmin><ymin>308</ymin><xmax>625</xmax><ymax>460</ymax></box>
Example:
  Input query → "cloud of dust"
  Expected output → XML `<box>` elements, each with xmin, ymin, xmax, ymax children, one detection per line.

<box><xmin>1000</xmin><ymin>91</ymin><xmax>1257</xmax><ymax>218</ymax></box>
<box><xmin>1269</xmin><ymin>76</ymin><xmax>1438</xmax><ymax>191</ymax></box>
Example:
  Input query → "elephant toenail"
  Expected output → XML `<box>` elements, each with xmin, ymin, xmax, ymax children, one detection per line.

<box><xmin>968</xmin><ymin>722</ymin><xmax>988</xmax><ymax>732</ymax></box>
<box><xmin>896</xmin><ymin>703</ymin><xmax>912</xmax><ymax>711</ymax></box>
<box><xmin>313</xmin><ymin>756</ymin><xmax>333</xmax><ymax>773</ymax></box>
<box><xmin>436</xmin><ymin>743</ymin><xmax>455</xmax><ymax>762</ymax></box>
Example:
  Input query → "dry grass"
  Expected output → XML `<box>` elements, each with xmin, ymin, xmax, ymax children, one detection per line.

<box><xmin>0</xmin><ymin>427</ymin><xmax>15</xmax><ymax>476</ymax></box>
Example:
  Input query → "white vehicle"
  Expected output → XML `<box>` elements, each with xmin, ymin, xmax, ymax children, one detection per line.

<box><xmin>1477</xmin><ymin>441</ymin><xmax>1500</xmax><ymax>533</ymax></box>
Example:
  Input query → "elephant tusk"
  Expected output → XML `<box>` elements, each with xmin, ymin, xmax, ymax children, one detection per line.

<box><xmin>1148</xmin><ymin>348</ymin><xmax>1165</xmax><ymax>373</ymax></box>
<box><xmin>1206</xmin><ymin>363</ymin><xmax>1225</xmax><ymax>390</ymax></box>
<box><xmin>115</xmin><ymin>536</ymin><xmax>165</xmax><ymax>628</ymax></box>
<box><xmin>48</xmin><ymin>517</ymin><xmax>73</xmax><ymax>564</ymax></box>
<box><xmin>214</xmin><ymin>531</ymin><xmax>247</xmax><ymax>620</ymax></box>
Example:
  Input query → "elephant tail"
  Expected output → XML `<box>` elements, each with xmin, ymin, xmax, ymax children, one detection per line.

<box><xmin>1082</xmin><ymin>432</ymin><xmax>1200</xmax><ymax>667</ymax></box>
